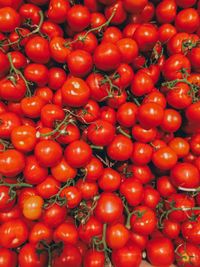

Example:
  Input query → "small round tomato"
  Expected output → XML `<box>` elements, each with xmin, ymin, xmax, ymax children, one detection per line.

<box><xmin>53</xmin><ymin>222</ymin><xmax>78</xmax><ymax>245</ymax></box>
<box><xmin>23</xmin><ymin>195</ymin><xmax>44</xmax><ymax>220</ymax></box>
<box><xmin>67</xmin><ymin>5</ymin><xmax>91</xmax><ymax>32</ymax></box>
<box><xmin>117</xmin><ymin>102</ymin><xmax>138</xmax><ymax>128</ymax></box>
<box><xmin>146</xmin><ymin>237</ymin><xmax>174</xmax><ymax>266</ymax></box>
<box><xmin>98</xmin><ymin>168</ymin><xmax>121</xmax><ymax>192</ymax></box>
<box><xmin>60</xmin><ymin>186</ymin><xmax>82</xmax><ymax>208</ymax></box>
<box><xmin>93</xmin><ymin>42</ymin><xmax>121</xmax><ymax>71</ymax></box>
<box><xmin>156</xmin><ymin>0</ymin><xmax>177</xmax><ymax>24</ymax></box>
<box><xmin>131</xmin><ymin>71</ymin><xmax>154</xmax><ymax>96</ymax></box>
<box><xmin>0</xmin><ymin>7</ymin><xmax>20</xmax><ymax>32</ymax></box>
<box><xmin>106</xmin><ymin>223</ymin><xmax>130</xmax><ymax>250</ymax></box>
<box><xmin>87</xmin><ymin>119</ymin><xmax>115</xmax><ymax>146</ymax></box>
<box><xmin>11</xmin><ymin>125</ymin><xmax>37</xmax><ymax>152</ymax></box>
<box><xmin>47</xmin><ymin>0</ymin><xmax>70</xmax><ymax>24</ymax></box>
<box><xmin>94</xmin><ymin>192</ymin><xmax>123</xmax><ymax>224</ymax></box>
<box><xmin>83</xmin><ymin>249</ymin><xmax>105</xmax><ymax>267</ymax></box>
<box><xmin>175</xmin><ymin>8</ymin><xmax>200</xmax><ymax>33</ymax></box>
<box><xmin>0</xmin><ymin>149</ymin><xmax>25</xmax><ymax>177</ymax></box>
<box><xmin>152</xmin><ymin>146</ymin><xmax>178</xmax><ymax>170</ymax></box>
<box><xmin>42</xmin><ymin>204</ymin><xmax>67</xmax><ymax>228</ymax></box>
<box><xmin>19</xmin><ymin>243</ymin><xmax>48</xmax><ymax>267</ymax></box>
<box><xmin>170</xmin><ymin>162</ymin><xmax>200</xmax><ymax>188</ymax></box>
<box><xmin>0</xmin><ymin>219</ymin><xmax>28</xmax><ymax>248</ymax></box>
<box><xmin>175</xmin><ymin>243</ymin><xmax>200</xmax><ymax>267</ymax></box>
<box><xmin>62</xmin><ymin>77</ymin><xmax>90</xmax><ymax>107</ymax></box>
<box><xmin>67</xmin><ymin>49</ymin><xmax>93</xmax><ymax>77</ymax></box>
<box><xmin>64</xmin><ymin>140</ymin><xmax>92</xmax><ymax>168</ymax></box>
<box><xmin>120</xmin><ymin>178</ymin><xmax>144</xmax><ymax>206</ymax></box>
<box><xmin>34</xmin><ymin>140</ymin><xmax>63</xmax><ymax>167</ymax></box>
<box><xmin>107</xmin><ymin>134</ymin><xmax>133</xmax><ymax>161</ymax></box>
<box><xmin>29</xmin><ymin>222</ymin><xmax>52</xmax><ymax>245</ymax></box>
<box><xmin>111</xmin><ymin>244</ymin><xmax>142</xmax><ymax>267</ymax></box>
<box><xmin>0</xmin><ymin>248</ymin><xmax>17</xmax><ymax>267</ymax></box>
<box><xmin>130</xmin><ymin>206</ymin><xmax>157</xmax><ymax>235</ymax></box>
<box><xmin>169</xmin><ymin>137</ymin><xmax>190</xmax><ymax>158</ymax></box>
<box><xmin>0</xmin><ymin>112</ymin><xmax>21</xmax><ymax>139</ymax></box>
<box><xmin>51</xmin><ymin>157</ymin><xmax>77</xmax><ymax>182</ymax></box>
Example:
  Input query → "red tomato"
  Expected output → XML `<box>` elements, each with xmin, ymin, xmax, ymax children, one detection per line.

<box><xmin>0</xmin><ymin>219</ymin><xmax>28</xmax><ymax>248</ymax></box>
<box><xmin>0</xmin><ymin>7</ymin><xmax>20</xmax><ymax>32</ymax></box>
<box><xmin>106</xmin><ymin>223</ymin><xmax>130</xmax><ymax>249</ymax></box>
<box><xmin>175</xmin><ymin>8</ymin><xmax>200</xmax><ymax>33</ymax></box>
<box><xmin>67</xmin><ymin>5</ymin><xmax>91</xmax><ymax>32</ymax></box>
<box><xmin>0</xmin><ymin>248</ymin><xmax>17</xmax><ymax>267</ymax></box>
<box><xmin>111</xmin><ymin>244</ymin><xmax>142</xmax><ymax>267</ymax></box>
<box><xmin>83</xmin><ymin>249</ymin><xmax>105</xmax><ymax>267</ymax></box>
<box><xmin>94</xmin><ymin>192</ymin><xmax>123</xmax><ymax>224</ymax></box>
<box><xmin>0</xmin><ymin>149</ymin><xmax>25</xmax><ymax>177</ymax></box>
<box><xmin>146</xmin><ymin>237</ymin><xmax>175</xmax><ymax>266</ymax></box>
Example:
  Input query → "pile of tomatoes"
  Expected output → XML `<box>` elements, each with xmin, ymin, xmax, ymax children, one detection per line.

<box><xmin>0</xmin><ymin>0</ymin><xmax>200</xmax><ymax>266</ymax></box>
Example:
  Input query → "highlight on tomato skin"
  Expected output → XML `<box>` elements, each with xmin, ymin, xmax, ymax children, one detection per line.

<box><xmin>0</xmin><ymin>0</ymin><xmax>200</xmax><ymax>266</ymax></box>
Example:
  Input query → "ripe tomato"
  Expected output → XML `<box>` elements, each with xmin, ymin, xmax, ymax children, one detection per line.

<box><xmin>152</xmin><ymin>146</ymin><xmax>178</xmax><ymax>170</ymax></box>
<box><xmin>0</xmin><ymin>186</ymin><xmax>15</xmax><ymax>212</ymax></box>
<box><xmin>0</xmin><ymin>248</ymin><xmax>17</xmax><ymax>267</ymax></box>
<box><xmin>94</xmin><ymin>42</ymin><xmax>121</xmax><ymax>71</ymax></box>
<box><xmin>67</xmin><ymin>5</ymin><xmax>91</xmax><ymax>32</ymax></box>
<box><xmin>175</xmin><ymin>8</ymin><xmax>200</xmax><ymax>33</ymax></box>
<box><xmin>11</xmin><ymin>125</ymin><xmax>37</xmax><ymax>152</ymax></box>
<box><xmin>67</xmin><ymin>49</ymin><xmax>93</xmax><ymax>77</ymax></box>
<box><xmin>175</xmin><ymin>243</ymin><xmax>200</xmax><ymax>267</ymax></box>
<box><xmin>181</xmin><ymin>216</ymin><xmax>200</xmax><ymax>245</ymax></box>
<box><xmin>111</xmin><ymin>243</ymin><xmax>142</xmax><ymax>267</ymax></box>
<box><xmin>0</xmin><ymin>219</ymin><xmax>28</xmax><ymax>248</ymax></box>
<box><xmin>95</xmin><ymin>192</ymin><xmax>123</xmax><ymax>223</ymax></box>
<box><xmin>51</xmin><ymin>157</ymin><xmax>77</xmax><ymax>182</ymax></box>
<box><xmin>52</xmin><ymin>244</ymin><xmax>82</xmax><ymax>267</ymax></box>
<box><xmin>47</xmin><ymin>0</ymin><xmax>70</xmax><ymax>24</ymax></box>
<box><xmin>64</xmin><ymin>140</ymin><xmax>92</xmax><ymax>168</ymax></box>
<box><xmin>79</xmin><ymin>216</ymin><xmax>102</xmax><ymax>244</ymax></box>
<box><xmin>29</xmin><ymin>222</ymin><xmax>52</xmax><ymax>245</ymax></box>
<box><xmin>0</xmin><ymin>149</ymin><xmax>25</xmax><ymax>177</ymax></box>
<box><xmin>42</xmin><ymin>203</ymin><xmax>67</xmax><ymax>228</ymax></box>
<box><xmin>120</xmin><ymin>178</ymin><xmax>144</xmax><ymax>206</ymax></box>
<box><xmin>107</xmin><ymin>134</ymin><xmax>133</xmax><ymax>161</ymax></box>
<box><xmin>156</xmin><ymin>0</ymin><xmax>177</xmax><ymax>24</ymax></box>
<box><xmin>0</xmin><ymin>112</ymin><xmax>21</xmax><ymax>139</ymax></box>
<box><xmin>131</xmin><ymin>71</ymin><xmax>154</xmax><ymax>96</ymax></box>
<box><xmin>18</xmin><ymin>243</ymin><xmax>48</xmax><ymax>267</ymax></box>
<box><xmin>62</xmin><ymin>77</ymin><xmax>90</xmax><ymax>107</ymax></box>
<box><xmin>130</xmin><ymin>206</ymin><xmax>157</xmax><ymax>235</ymax></box>
<box><xmin>117</xmin><ymin>102</ymin><xmax>138</xmax><ymax>128</ymax></box>
<box><xmin>123</xmin><ymin>0</ymin><xmax>147</xmax><ymax>14</ymax></box>
<box><xmin>146</xmin><ymin>237</ymin><xmax>174</xmax><ymax>266</ymax></box>
<box><xmin>53</xmin><ymin>222</ymin><xmax>78</xmax><ymax>245</ymax></box>
<box><xmin>170</xmin><ymin>162</ymin><xmax>200</xmax><ymax>188</ymax></box>
<box><xmin>83</xmin><ymin>249</ymin><xmax>105</xmax><ymax>267</ymax></box>
<box><xmin>0</xmin><ymin>7</ymin><xmax>20</xmax><ymax>32</ymax></box>
<box><xmin>60</xmin><ymin>186</ymin><xmax>82</xmax><ymax>208</ymax></box>
<box><xmin>23</xmin><ymin>195</ymin><xmax>44</xmax><ymax>220</ymax></box>
<box><xmin>87</xmin><ymin>119</ymin><xmax>115</xmax><ymax>146</ymax></box>
<box><xmin>106</xmin><ymin>223</ymin><xmax>130</xmax><ymax>249</ymax></box>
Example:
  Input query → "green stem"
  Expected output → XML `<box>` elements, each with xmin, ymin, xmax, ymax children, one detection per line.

<box><xmin>90</xmin><ymin>145</ymin><xmax>104</xmax><ymax>150</ymax></box>
<box><xmin>1</xmin><ymin>11</ymin><xmax>44</xmax><ymax>48</ymax></box>
<box><xmin>64</xmin><ymin>8</ymin><xmax>117</xmax><ymax>47</ymax></box>
<box><xmin>7</xmin><ymin>53</ymin><xmax>32</xmax><ymax>96</ymax></box>
<box><xmin>117</xmin><ymin>126</ymin><xmax>131</xmax><ymax>139</ymax></box>
<box><xmin>0</xmin><ymin>182</ymin><xmax>33</xmax><ymax>188</ymax></box>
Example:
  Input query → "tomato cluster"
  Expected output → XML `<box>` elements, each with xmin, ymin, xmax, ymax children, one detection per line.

<box><xmin>0</xmin><ymin>0</ymin><xmax>200</xmax><ymax>266</ymax></box>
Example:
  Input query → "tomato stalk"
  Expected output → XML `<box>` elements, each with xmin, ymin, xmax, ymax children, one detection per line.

<box><xmin>93</xmin><ymin>223</ymin><xmax>111</xmax><ymax>253</ymax></box>
<box><xmin>117</xmin><ymin>126</ymin><xmax>132</xmax><ymax>139</ymax></box>
<box><xmin>7</xmin><ymin>52</ymin><xmax>32</xmax><ymax>96</ymax></box>
<box><xmin>162</xmin><ymin>73</ymin><xmax>200</xmax><ymax>102</ymax></box>
<box><xmin>0</xmin><ymin>139</ymin><xmax>11</xmax><ymax>151</ymax></box>
<box><xmin>0</xmin><ymin>10</ymin><xmax>44</xmax><ymax>48</ymax></box>
<box><xmin>90</xmin><ymin>145</ymin><xmax>104</xmax><ymax>150</ymax></box>
<box><xmin>64</xmin><ymin>8</ymin><xmax>117</xmax><ymax>48</ymax></box>
<box><xmin>0</xmin><ymin>180</ymin><xmax>33</xmax><ymax>201</ymax></box>
<box><xmin>182</xmin><ymin>39</ymin><xmax>200</xmax><ymax>54</ymax></box>
<box><xmin>44</xmin><ymin>179</ymin><xmax>75</xmax><ymax>208</ymax></box>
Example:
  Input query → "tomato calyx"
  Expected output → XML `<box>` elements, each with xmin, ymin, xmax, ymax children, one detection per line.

<box><xmin>0</xmin><ymin>139</ymin><xmax>11</xmax><ymax>151</ymax></box>
<box><xmin>182</xmin><ymin>39</ymin><xmax>200</xmax><ymax>54</ymax></box>
<box><xmin>175</xmin><ymin>243</ymin><xmax>195</xmax><ymax>265</ymax></box>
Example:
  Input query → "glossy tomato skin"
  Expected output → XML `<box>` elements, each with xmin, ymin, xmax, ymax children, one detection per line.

<box><xmin>62</xmin><ymin>77</ymin><xmax>90</xmax><ymax>107</ymax></box>
<box><xmin>175</xmin><ymin>8</ymin><xmax>200</xmax><ymax>33</ymax></box>
<box><xmin>0</xmin><ymin>219</ymin><xmax>28</xmax><ymax>248</ymax></box>
<box><xmin>18</xmin><ymin>243</ymin><xmax>48</xmax><ymax>267</ymax></box>
<box><xmin>0</xmin><ymin>149</ymin><xmax>25</xmax><ymax>177</ymax></box>
<box><xmin>0</xmin><ymin>7</ymin><xmax>20</xmax><ymax>32</ymax></box>
<box><xmin>146</xmin><ymin>237</ymin><xmax>175</xmax><ymax>266</ymax></box>
<box><xmin>52</xmin><ymin>244</ymin><xmax>82</xmax><ymax>267</ymax></box>
<box><xmin>94</xmin><ymin>192</ymin><xmax>123</xmax><ymax>224</ymax></box>
<box><xmin>111</xmin><ymin>244</ymin><xmax>142</xmax><ymax>267</ymax></box>
<box><xmin>175</xmin><ymin>243</ymin><xmax>200</xmax><ymax>267</ymax></box>
<box><xmin>83</xmin><ymin>249</ymin><xmax>105</xmax><ymax>267</ymax></box>
<box><xmin>93</xmin><ymin>42</ymin><xmax>121</xmax><ymax>71</ymax></box>
<box><xmin>0</xmin><ymin>248</ymin><xmax>17</xmax><ymax>267</ymax></box>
